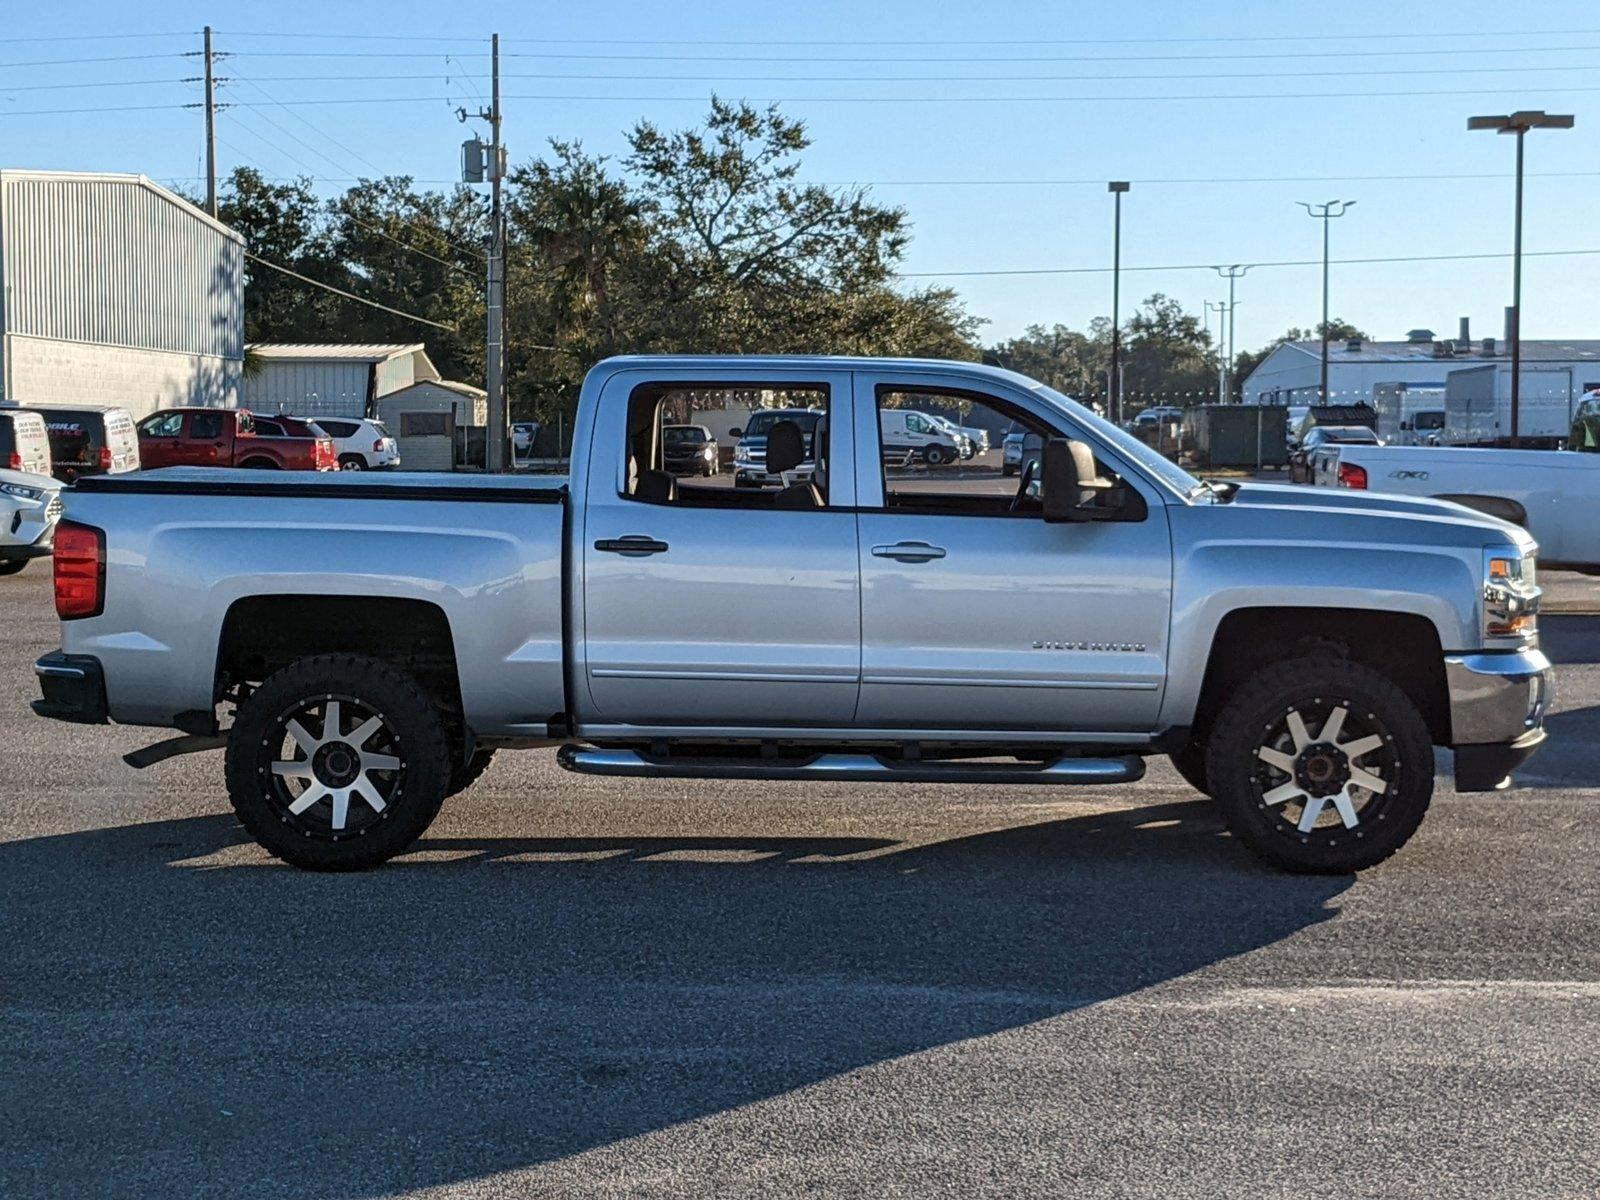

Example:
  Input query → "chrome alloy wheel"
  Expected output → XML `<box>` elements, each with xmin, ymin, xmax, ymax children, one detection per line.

<box><xmin>260</xmin><ymin>695</ymin><xmax>405</xmax><ymax>840</ymax></box>
<box><xmin>1252</xmin><ymin>701</ymin><xmax>1400</xmax><ymax>836</ymax></box>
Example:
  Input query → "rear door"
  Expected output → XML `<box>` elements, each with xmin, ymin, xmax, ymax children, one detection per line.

<box><xmin>579</xmin><ymin>368</ymin><xmax>862</xmax><ymax>729</ymax></box>
<box><xmin>851</xmin><ymin>369</ymin><xmax>1174</xmax><ymax>734</ymax></box>
<box><xmin>105</xmin><ymin>410</ymin><xmax>141</xmax><ymax>472</ymax></box>
<box><xmin>7</xmin><ymin>413</ymin><xmax>53</xmax><ymax>476</ymax></box>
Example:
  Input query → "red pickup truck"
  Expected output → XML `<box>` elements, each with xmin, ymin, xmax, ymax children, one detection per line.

<box><xmin>135</xmin><ymin>408</ymin><xmax>336</xmax><ymax>471</ymax></box>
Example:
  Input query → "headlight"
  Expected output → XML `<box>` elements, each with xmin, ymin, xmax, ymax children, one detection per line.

<box><xmin>703</xmin><ymin>445</ymin><xmax>715</xmax><ymax>460</ymax></box>
<box><xmin>0</xmin><ymin>482</ymin><xmax>46</xmax><ymax>502</ymax></box>
<box><xmin>734</xmin><ymin>445</ymin><xmax>751</xmax><ymax>463</ymax></box>
<box><xmin>1484</xmin><ymin>547</ymin><xmax>1539</xmax><ymax>641</ymax></box>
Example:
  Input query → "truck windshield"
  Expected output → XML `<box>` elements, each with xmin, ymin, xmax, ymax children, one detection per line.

<box><xmin>1026</xmin><ymin>382</ymin><xmax>1201</xmax><ymax>499</ymax></box>
<box><xmin>663</xmin><ymin>426</ymin><xmax>709</xmax><ymax>446</ymax></box>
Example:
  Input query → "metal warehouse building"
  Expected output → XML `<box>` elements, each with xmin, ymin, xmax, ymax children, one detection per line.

<box><xmin>1242</xmin><ymin>323</ymin><xmax>1600</xmax><ymax>407</ymax></box>
<box><xmin>242</xmin><ymin>343</ymin><xmax>441</xmax><ymax>419</ymax></box>
<box><xmin>0</xmin><ymin>170</ymin><xmax>244</xmax><ymax>417</ymax></box>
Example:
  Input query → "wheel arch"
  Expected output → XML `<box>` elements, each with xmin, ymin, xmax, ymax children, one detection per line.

<box><xmin>1433</xmin><ymin>493</ymin><xmax>1528</xmax><ymax>527</ymax></box>
<box><xmin>1190</xmin><ymin>607</ymin><xmax>1451</xmax><ymax>746</ymax></box>
<box><xmin>216</xmin><ymin>594</ymin><xmax>463</xmax><ymax>722</ymax></box>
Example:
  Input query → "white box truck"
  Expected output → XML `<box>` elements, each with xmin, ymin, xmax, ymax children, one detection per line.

<box><xmin>1371</xmin><ymin>381</ymin><xmax>1446</xmax><ymax>446</ymax></box>
<box><xmin>1442</xmin><ymin>364</ymin><xmax>1574</xmax><ymax>447</ymax></box>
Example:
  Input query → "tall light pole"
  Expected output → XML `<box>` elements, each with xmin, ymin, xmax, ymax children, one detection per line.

<box><xmin>1469</xmin><ymin>110</ymin><xmax>1574</xmax><ymax>447</ymax></box>
<box><xmin>1213</xmin><ymin>264</ymin><xmax>1251</xmax><ymax>402</ymax></box>
<box><xmin>1204</xmin><ymin>300</ymin><xmax>1229</xmax><ymax>404</ymax></box>
<box><xmin>1297</xmin><ymin>200</ymin><xmax>1356</xmax><ymax>403</ymax></box>
<box><xmin>1108</xmin><ymin>182</ymin><xmax>1129</xmax><ymax>424</ymax></box>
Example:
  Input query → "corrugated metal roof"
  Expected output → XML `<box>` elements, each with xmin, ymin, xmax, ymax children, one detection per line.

<box><xmin>1281</xmin><ymin>339</ymin><xmax>1600</xmax><ymax>363</ymax></box>
<box><xmin>387</xmin><ymin>377</ymin><xmax>486</xmax><ymax>398</ymax></box>
<box><xmin>248</xmin><ymin>343</ymin><xmax>426</xmax><ymax>362</ymax></box>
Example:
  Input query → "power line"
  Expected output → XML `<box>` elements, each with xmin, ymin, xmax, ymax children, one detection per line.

<box><xmin>0</xmin><ymin>76</ymin><xmax>192</xmax><ymax>92</ymax></box>
<box><xmin>244</xmin><ymin>251</ymin><xmax>455</xmax><ymax>330</ymax></box>
<box><xmin>0</xmin><ymin>31</ymin><xmax>193</xmax><ymax>43</ymax></box>
<box><xmin>0</xmin><ymin>52</ymin><xmax>185</xmax><ymax>68</ymax></box>
<box><xmin>213</xmin><ymin>27</ymin><xmax>1600</xmax><ymax>44</ymax></box>
<box><xmin>897</xmin><ymin>247</ymin><xmax>1600</xmax><ymax>279</ymax></box>
<box><xmin>13</xmin><ymin>81</ymin><xmax>1600</xmax><ymax>117</ymax></box>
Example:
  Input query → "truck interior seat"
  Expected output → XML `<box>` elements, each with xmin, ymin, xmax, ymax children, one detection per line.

<box><xmin>766</xmin><ymin>420</ymin><xmax>823</xmax><ymax>509</ymax></box>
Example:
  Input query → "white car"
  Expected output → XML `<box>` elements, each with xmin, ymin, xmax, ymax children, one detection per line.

<box><xmin>0</xmin><ymin>466</ymin><xmax>62</xmax><ymax>576</ymax></box>
<box><xmin>299</xmin><ymin>417</ymin><xmax>400</xmax><ymax>471</ymax></box>
<box><xmin>879</xmin><ymin>409</ymin><xmax>966</xmax><ymax>466</ymax></box>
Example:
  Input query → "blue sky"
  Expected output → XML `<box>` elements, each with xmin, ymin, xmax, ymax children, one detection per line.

<box><xmin>5</xmin><ymin>0</ymin><xmax>1598</xmax><ymax>358</ymax></box>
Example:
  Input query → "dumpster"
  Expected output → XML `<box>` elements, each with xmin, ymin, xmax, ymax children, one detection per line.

<box><xmin>1190</xmin><ymin>405</ymin><xmax>1288</xmax><ymax>469</ymax></box>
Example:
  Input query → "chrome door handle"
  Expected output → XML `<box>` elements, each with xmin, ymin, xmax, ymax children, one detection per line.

<box><xmin>871</xmin><ymin>541</ymin><xmax>947</xmax><ymax>563</ymax></box>
<box><xmin>594</xmin><ymin>535</ymin><xmax>669</xmax><ymax>557</ymax></box>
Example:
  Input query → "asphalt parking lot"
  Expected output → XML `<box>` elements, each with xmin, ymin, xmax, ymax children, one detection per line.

<box><xmin>1</xmin><ymin>565</ymin><xmax>1597</xmax><ymax>1199</ymax></box>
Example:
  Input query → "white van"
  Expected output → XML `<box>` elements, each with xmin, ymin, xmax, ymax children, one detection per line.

<box><xmin>879</xmin><ymin>409</ymin><xmax>965</xmax><ymax>467</ymax></box>
<box><xmin>0</xmin><ymin>408</ymin><xmax>52</xmax><ymax>476</ymax></box>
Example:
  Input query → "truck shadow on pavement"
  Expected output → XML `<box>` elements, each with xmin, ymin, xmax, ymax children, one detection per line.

<box><xmin>0</xmin><ymin>800</ymin><xmax>1349</xmax><ymax>1199</ymax></box>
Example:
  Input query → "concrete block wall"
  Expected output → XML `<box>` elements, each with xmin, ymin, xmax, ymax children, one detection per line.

<box><xmin>2</xmin><ymin>333</ymin><xmax>240</xmax><ymax>418</ymax></box>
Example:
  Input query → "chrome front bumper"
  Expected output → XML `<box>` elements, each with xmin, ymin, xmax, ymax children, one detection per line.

<box><xmin>1445</xmin><ymin>647</ymin><xmax>1551</xmax><ymax>791</ymax></box>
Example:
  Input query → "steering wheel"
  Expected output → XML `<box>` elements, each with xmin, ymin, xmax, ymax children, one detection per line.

<box><xmin>1009</xmin><ymin>457</ymin><xmax>1039</xmax><ymax>513</ymax></box>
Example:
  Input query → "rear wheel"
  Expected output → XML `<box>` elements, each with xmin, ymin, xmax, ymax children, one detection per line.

<box><xmin>338</xmin><ymin>455</ymin><xmax>366</xmax><ymax>471</ymax></box>
<box><xmin>1206</xmin><ymin>654</ymin><xmax>1433</xmax><ymax>873</ymax></box>
<box><xmin>239</xmin><ymin>457</ymin><xmax>279</xmax><ymax>470</ymax></box>
<box><xmin>224</xmin><ymin>654</ymin><xmax>453</xmax><ymax>870</ymax></box>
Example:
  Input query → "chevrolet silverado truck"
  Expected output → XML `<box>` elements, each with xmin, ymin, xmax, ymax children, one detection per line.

<box><xmin>32</xmin><ymin>356</ymin><xmax>1550</xmax><ymax>874</ymax></box>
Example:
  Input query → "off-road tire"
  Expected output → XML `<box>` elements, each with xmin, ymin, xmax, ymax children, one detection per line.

<box><xmin>1206</xmin><ymin>654</ymin><xmax>1434</xmax><ymax>874</ymax></box>
<box><xmin>224</xmin><ymin>654</ymin><xmax>453</xmax><ymax>870</ymax></box>
<box><xmin>1168</xmin><ymin>740</ymin><xmax>1210</xmax><ymax>796</ymax></box>
<box><xmin>447</xmin><ymin>747</ymin><xmax>496</xmax><ymax>797</ymax></box>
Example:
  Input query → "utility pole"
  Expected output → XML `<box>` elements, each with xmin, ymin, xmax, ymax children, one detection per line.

<box><xmin>1469</xmin><ymin>110</ymin><xmax>1574</xmax><ymax>446</ymax></box>
<box><xmin>485</xmin><ymin>33</ymin><xmax>507</xmax><ymax>472</ymax></box>
<box><xmin>1107</xmin><ymin>182</ymin><xmax>1129</xmax><ymax>425</ymax></box>
<box><xmin>1213</xmin><ymin>265</ymin><xmax>1250</xmax><ymax>402</ymax></box>
<box><xmin>203</xmin><ymin>26</ymin><xmax>218</xmax><ymax>217</ymax></box>
<box><xmin>1297</xmin><ymin>201</ymin><xmax>1356</xmax><ymax>403</ymax></box>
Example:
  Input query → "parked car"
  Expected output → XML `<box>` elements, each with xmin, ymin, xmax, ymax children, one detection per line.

<box><xmin>1290</xmin><ymin>424</ymin><xmax>1379</xmax><ymax>484</ymax></box>
<box><xmin>1001</xmin><ymin>425</ymin><xmax>1027</xmax><ymax>476</ymax></box>
<box><xmin>662</xmin><ymin>424</ymin><xmax>720</xmax><ymax>476</ymax></box>
<box><xmin>1130</xmin><ymin>406</ymin><xmax>1183</xmax><ymax>431</ymax></box>
<box><xmin>29</xmin><ymin>405</ymin><xmax>140</xmax><ymax>482</ymax></box>
<box><xmin>0</xmin><ymin>408</ymin><xmax>52</xmax><ymax>476</ymax></box>
<box><xmin>36</xmin><ymin>355</ymin><xmax>1547</xmax><ymax>877</ymax></box>
<box><xmin>928</xmin><ymin>414</ymin><xmax>976</xmax><ymax>459</ymax></box>
<box><xmin>879</xmin><ymin>408</ymin><xmax>965</xmax><ymax>466</ymax></box>
<box><xmin>1570</xmin><ymin>390</ymin><xmax>1600</xmax><ymax>451</ymax></box>
<box><xmin>1313</xmin><ymin>440</ymin><xmax>1600</xmax><ymax>569</ymax></box>
<box><xmin>512</xmin><ymin>421</ymin><xmax>541</xmax><ymax>458</ymax></box>
<box><xmin>294</xmin><ymin>416</ymin><xmax>399</xmax><ymax>471</ymax></box>
<box><xmin>733</xmin><ymin>407</ymin><xmax>823</xmax><ymax>487</ymax></box>
<box><xmin>136</xmin><ymin>408</ymin><xmax>337</xmax><ymax>471</ymax></box>
<box><xmin>0</xmin><ymin>464</ymin><xmax>61</xmax><ymax>576</ymax></box>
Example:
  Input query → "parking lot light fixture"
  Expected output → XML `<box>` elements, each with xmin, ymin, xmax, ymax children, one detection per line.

<box><xmin>1297</xmin><ymin>200</ymin><xmax>1356</xmax><ymax>403</ymax></box>
<box><xmin>1469</xmin><ymin>111</ymin><xmax>1575</xmax><ymax>447</ymax></box>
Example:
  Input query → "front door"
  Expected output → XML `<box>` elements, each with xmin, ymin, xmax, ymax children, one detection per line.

<box><xmin>580</xmin><ymin>370</ymin><xmax>862</xmax><ymax>729</ymax></box>
<box><xmin>135</xmin><ymin>412</ymin><xmax>185</xmax><ymax>469</ymax></box>
<box><xmin>851</xmin><ymin>372</ymin><xmax>1174</xmax><ymax>734</ymax></box>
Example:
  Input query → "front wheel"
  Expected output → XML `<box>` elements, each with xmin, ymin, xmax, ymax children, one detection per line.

<box><xmin>1205</xmin><ymin>654</ymin><xmax>1434</xmax><ymax>873</ymax></box>
<box><xmin>924</xmin><ymin>445</ymin><xmax>952</xmax><ymax>467</ymax></box>
<box><xmin>224</xmin><ymin>654</ymin><xmax>453</xmax><ymax>870</ymax></box>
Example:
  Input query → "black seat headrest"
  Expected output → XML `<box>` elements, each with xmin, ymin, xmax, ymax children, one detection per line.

<box><xmin>766</xmin><ymin>420</ymin><xmax>806</xmax><ymax>474</ymax></box>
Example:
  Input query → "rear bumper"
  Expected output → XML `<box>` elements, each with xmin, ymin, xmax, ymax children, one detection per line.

<box><xmin>31</xmin><ymin>651</ymin><xmax>109</xmax><ymax>725</ymax></box>
<box><xmin>0</xmin><ymin>538</ymin><xmax>53</xmax><ymax>562</ymax></box>
<box><xmin>1445</xmin><ymin>647</ymin><xmax>1551</xmax><ymax>791</ymax></box>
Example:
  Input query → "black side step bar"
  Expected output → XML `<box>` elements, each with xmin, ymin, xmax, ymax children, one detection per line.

<box><xmin>557</xmin><ymin>746</ymin><xmax>1144</xmax><ymax>785</ymax></box>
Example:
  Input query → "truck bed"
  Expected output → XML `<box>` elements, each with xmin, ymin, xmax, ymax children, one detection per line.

<box><xmin>60</xmin><ymin>468</ymin><xmax>571</xmax><ymax>735</ymax></box>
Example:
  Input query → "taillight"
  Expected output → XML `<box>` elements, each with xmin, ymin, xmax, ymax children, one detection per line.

<box><xmin>7</xmin><ymin>452</ymin><xmax>18</xmax><ymax>470</ymax></box>
<box><xmin>1337</xmin><ymin>462</ymin><xmax>1368</xmax><ymax>490</ymax></box>
<box><xmin>54</xmin><ymin>521</ymin><xmax>105</xmax><ymax>620</ymax></box>
<box><xmin>99</xmin><ymin>445</ymin><xmax>113</xmax><ymax>471</ymax></box>
<box><xmin>373</xmin><ymin>438</ymin><xmax>383</xmax><ymax>451</ymax></box>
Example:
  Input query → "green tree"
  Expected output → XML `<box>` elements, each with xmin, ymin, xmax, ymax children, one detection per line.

<box><xmin>1121</xmin><ymin>294</ymin><xmax>1219</xmax><ymax>405</ymax></box>
<box><xmin>215</xmin><ymin>167</ymin><xmax>335</xmax><ymax>342</ymax></box>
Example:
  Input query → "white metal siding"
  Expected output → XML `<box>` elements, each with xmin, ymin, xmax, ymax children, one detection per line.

<box><xmin>373</xmin><ymin>355</ymin><xmax>418</xmax><ymax>397</ymax></box>
<box><xmin>241</xmin><ymin>361</ymin><xmax>373</xmax><ymax>418</ymax></box>
<box><xmin>0</xmin><ymin>173</ymin><xmax>243</xmax><ymax>361</ymax></box>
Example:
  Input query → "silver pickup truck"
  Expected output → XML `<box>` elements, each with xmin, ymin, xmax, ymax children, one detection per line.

<box><xmin>32</xmin><ymin>356</ymin><xmax>1549</xmax><ymax>874</ymax></box>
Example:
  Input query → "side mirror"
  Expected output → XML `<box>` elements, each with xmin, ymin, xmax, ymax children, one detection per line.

<box><xmin>729</xmin><ymin>427</ymin><xmax>743</xmax><ymax>439</ymax></box>
<box><xmin>1042</xmin><ymin>438</ymin><xmax>1120</xmax><ymax>523</ymax></box>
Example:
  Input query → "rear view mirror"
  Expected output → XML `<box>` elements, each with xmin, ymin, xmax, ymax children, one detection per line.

<box><xmin>729</xmin><ymin>427</ymin><xmax>743</xmax><ymax>439</ymax></box>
